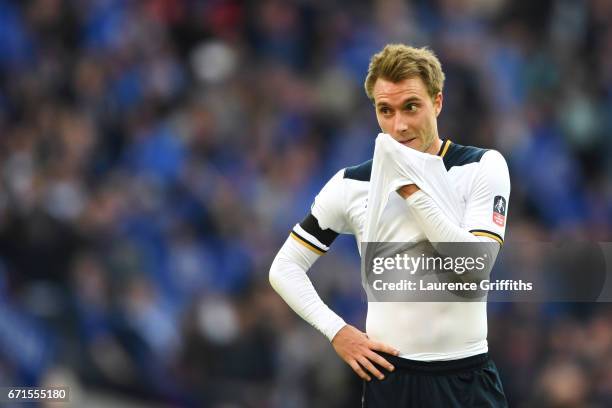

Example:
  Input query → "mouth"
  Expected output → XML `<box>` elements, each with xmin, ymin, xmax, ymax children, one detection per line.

<box><xmin>399</xmin><ymin>137</ymin><xmax>417</xmax><ymax>147</ymax></box>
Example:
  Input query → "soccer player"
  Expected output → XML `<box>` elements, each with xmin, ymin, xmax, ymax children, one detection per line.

<box><xmin>269</xmin><ymin>44</ymin><xmax>510</xmax><ymax>407</ymax></box>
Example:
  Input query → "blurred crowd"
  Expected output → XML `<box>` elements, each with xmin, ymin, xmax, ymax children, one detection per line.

<box><xmin>0</xmin><ymin>0</ymin><xmax>610</xmax><ymax>407</ymax></box>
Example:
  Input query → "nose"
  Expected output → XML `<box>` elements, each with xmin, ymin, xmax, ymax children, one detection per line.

<box><xmin>394</xmin><ymin>113</ymin><xmax>409</xmax><ymax>134</ymax></box>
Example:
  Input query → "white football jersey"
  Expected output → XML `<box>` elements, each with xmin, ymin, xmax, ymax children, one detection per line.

<box><xmin>289</xmin><ymin>139</ymin><xmax>510</xmax><ymax>360</ymax></box>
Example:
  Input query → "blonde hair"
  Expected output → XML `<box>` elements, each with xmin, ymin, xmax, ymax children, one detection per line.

<box><xmin>364</xmin><ymin>44</ymin><xmax>445</xmax><ymax>101</ymax></box>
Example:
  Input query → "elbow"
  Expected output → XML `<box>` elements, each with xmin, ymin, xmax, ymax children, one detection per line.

<box><xmin>269</xmin><ymin>257</ymin><xmax>279</xmax><ymax>290</ymax></box>
<box><xmin>268</xmin><ymin>254</ymin><xmax>285</xmax><ymax>292</ymax></box>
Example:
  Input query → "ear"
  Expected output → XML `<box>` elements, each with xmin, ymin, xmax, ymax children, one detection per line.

<box><xmin>434</xmin><ymin>92</ymin><xmax>443</xmax><ymax>117</ymax></box>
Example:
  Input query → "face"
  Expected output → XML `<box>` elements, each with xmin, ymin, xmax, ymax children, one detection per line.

<box><xmin>372</xmin><ymin>76</ymin><xmax>443</xmax><ymax>153</ymax></box>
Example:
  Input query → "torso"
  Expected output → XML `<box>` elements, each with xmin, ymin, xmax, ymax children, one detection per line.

<box><xmin>339</xmin><ymin>142</ymin><xmax>490</xmax><ymax>360</ymax></box>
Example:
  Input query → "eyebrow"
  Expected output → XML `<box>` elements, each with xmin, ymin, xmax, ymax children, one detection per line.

<box><xmin>376</xmin><ymin>97</ymin><xmax>421</xmax><ymax>108</ymax></box>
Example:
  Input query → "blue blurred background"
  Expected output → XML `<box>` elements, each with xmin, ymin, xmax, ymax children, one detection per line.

<box><xmin>0</xmin><ymin>0</ymin><xmax>610</xmax><ymax>406</ymax></box>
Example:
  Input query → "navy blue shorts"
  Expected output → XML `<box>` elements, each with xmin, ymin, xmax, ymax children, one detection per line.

<box><xmin>362</xmin><ymin>352</ymin><xmax>508</xmax><ymax>408</ymax></box>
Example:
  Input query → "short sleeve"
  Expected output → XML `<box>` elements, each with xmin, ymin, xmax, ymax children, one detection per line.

<box><xmin>310</xmin><ymin>169</ymin><xmax>350</xmax><ymax>234</ymax></box>
<box><xmin>461</xmin><ymin>150</ymin><xmax>510</xmax><ymax>244</ymax></box>
<box><xmin>289</xmin><ymin>169</ymin><xmax>349</xmax><ymax>255</ymax></box>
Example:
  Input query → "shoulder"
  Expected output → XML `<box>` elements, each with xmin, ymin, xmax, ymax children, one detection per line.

<box><xmin>479</xmin><ymin>149</ymin><xmax>510</xmax><ymax>184</ymax></box>
<box><xmin>479</xmin><ymin>149</ymin><xmax>508</xmax><ymax>172</ymax></box>
<box><xmin>443</xmin><ymin>142</ymin><xmax>509</xmax><ymax>182</ymax></box>
<box><xmin>480</xmin><ymin>149</ymin><xmax>507</xmax><ymax>164</ymax></box>
<box><xmin>446</xmin><ymin>143</ymin><xmax>510</xmax><ymax>192</ymax></box>
<box><xmin>343</xmin><ymin>159</ymin><xmax>373</xmax><ymax>182</ymax></box>
<box><xmin>442</xmin><ymin>141</ymin><xmax>489</xmax><ymax>170</ymax></box>
<box><xmin>312</xmin><ymin>168</ymin><xmax>355</xmax><ymax>233</ymax></box>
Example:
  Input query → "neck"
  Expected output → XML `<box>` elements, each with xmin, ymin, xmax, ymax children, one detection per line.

<box><xmin>426</xmin><ymin>137</ymin><xmax>443</xmax><ymax>155</ymax></box>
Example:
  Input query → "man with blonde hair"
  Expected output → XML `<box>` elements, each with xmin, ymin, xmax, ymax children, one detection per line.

<box><xmin>270</xmin><ymin>44</ymin><xmax>510</xmax><ymax>407</ymax></box>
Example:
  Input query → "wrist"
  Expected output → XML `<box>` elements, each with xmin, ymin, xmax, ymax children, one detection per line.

<box><xmin>397</xmin><ymin>184</ymin><xmax>420</xmax><ymax>199</ymax></box>
<box><xmin>328</xmin><ymin>321</ymin><xmax>348</xmax><ymax>343</ymax></box>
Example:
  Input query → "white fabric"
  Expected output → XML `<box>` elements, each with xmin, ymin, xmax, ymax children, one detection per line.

<box><xmin>363</xmin><ymin>134</ymin><xmax>492</xmax><ymax>360</ymax></box>
<box><xmin>457</xmin><ymin>150</ymin><xmax>510</xmax><ymax>239</ymax></box>
<box><xmin>311</xmin><ymin>169</ymin><xmax>352</xmax><ymax>234</ymax></box>
<box><xmin>364</xmin><ymin>133</ymin><xmax>463</xmax><ymax>243</ymax></box>
<box><xmin>406</xmin><ymin>190</ymin><xmax>494</xmax><ymax>244</ymax></box>
<box><xmin>269</xmin><ymin>236</ymin><xmax>346</xmax><ymax>341</ymax></box>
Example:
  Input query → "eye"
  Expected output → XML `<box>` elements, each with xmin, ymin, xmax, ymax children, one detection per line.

<box><xmin>379</xmin><ymin>107</ymin><xmax>392</xmax><ymax>115</ymax></box>
<box><xmin>405</xmin><ymin>104</ymin><xmax>418</xmax><ymax>112</ymax></box>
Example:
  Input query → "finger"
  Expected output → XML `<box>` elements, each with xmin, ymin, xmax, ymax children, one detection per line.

<box><xmin>358</xmin><ymin>356</ymin><xmax>385</xmax><ymax>380</ymax></box>
<box><xmin>366</xmin><ymin>350</ymin><xmax>395</xmax><ymax>372</ymax></box>
<box><xmin>369</xmin><ymin>341</ymin><xmax>400</xmax><ymax>356</ymax></box>
<box><xmin>349</xmin><ymin>360</ymin><xmax>371</xmax><ymax>381</ymax></box>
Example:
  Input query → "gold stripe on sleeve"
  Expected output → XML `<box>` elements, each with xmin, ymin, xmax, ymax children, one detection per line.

<box><xmin>290</xmin><ymin>232</ymin><xmax>325</xmax><ymax>255</ymax></box>
<box><xmin>471</xmin><ymin>230</ymin><xmax>504</xmax><ymax>245</ymax></box>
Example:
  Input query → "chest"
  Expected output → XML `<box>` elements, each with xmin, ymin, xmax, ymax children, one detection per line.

<box><xmin>344</xmin><ymin>166</ymin><xmax>475</xmax><ymax>244</ymax></box>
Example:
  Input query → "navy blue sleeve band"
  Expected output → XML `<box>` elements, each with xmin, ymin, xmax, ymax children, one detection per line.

<box><xmin>299</xmin><ymin>213</ymin><xmax>339</xmax><ymax>247</ymax></box>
